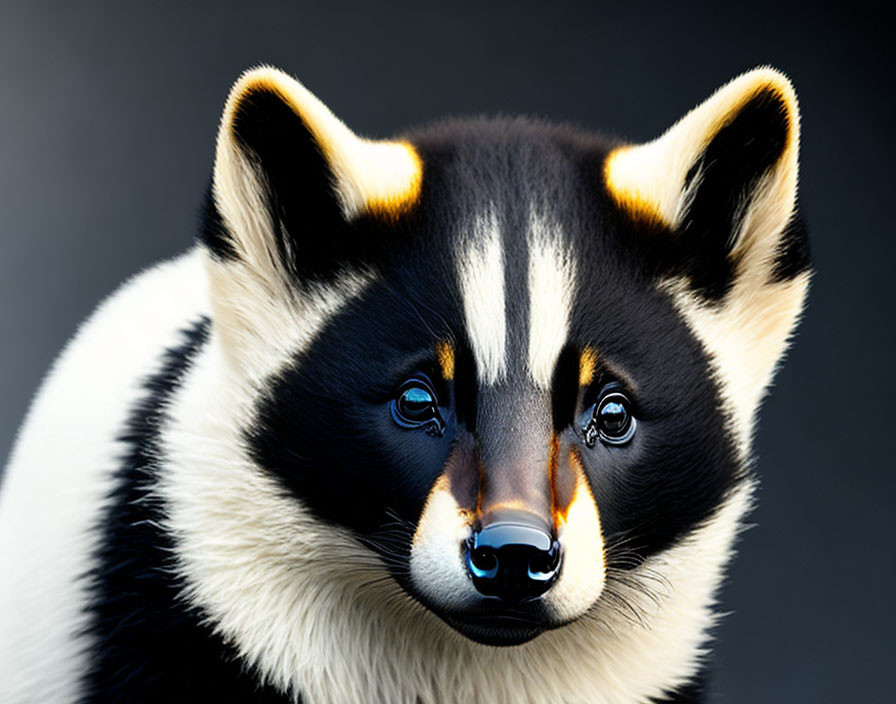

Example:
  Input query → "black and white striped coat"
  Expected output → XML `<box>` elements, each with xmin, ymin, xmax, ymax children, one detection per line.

<box><xmin>0</xmin><ymin>66</ymin><xmax>810</xmax><ymax>703</ymax></box>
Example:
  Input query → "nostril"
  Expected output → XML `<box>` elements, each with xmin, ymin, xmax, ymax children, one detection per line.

<box><xmin>467</xmin><ymin>544</ymin><xmax>499</xmax><ymax>579</ymax></box>
<box><xmin>527</xmin><ymin>541</ymin><xmax>561</xmax><ymax>581</ymax></box>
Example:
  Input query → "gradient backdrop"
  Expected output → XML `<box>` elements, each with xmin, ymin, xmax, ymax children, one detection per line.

<box><xmin>1</xmin><ymin>1</ymin><xmax>893</xmax><ymax>701</ymax></box>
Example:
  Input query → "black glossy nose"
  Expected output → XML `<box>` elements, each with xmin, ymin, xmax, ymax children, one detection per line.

<box><xmin>464</xmin><ymin>521</ymin><xmax>561</xmax><ymax>604</ymax></box>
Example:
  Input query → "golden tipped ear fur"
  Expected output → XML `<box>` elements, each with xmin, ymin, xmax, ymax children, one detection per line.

<box><xmin>211</xmin><ymin>66</ymin><xmax>421</xmax><ymax>275</ymax></box>
<box><xmin>605</xmin><ymin>66</ymin><xmax>799</xmax><ymax>240</ymax></box>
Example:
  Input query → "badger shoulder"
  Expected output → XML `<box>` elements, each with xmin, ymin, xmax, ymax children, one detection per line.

<box><xmin>0</xmin><ymin>248</ymin><xmax>209</xmax><ymax>703</ymax></box>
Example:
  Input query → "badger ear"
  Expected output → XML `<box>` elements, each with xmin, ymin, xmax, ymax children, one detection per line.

<box><xmin>202</xmin><ymin>67</ymin><xmax>422</xmax><ymax>375</ymax></box>
<box><xmin>606</xmin><ymin>67</ymin><xmax>811</xmax><ymax>447</ymax></box>
<box><xmin>206</xmin><ymin>66</ymin><xmax>421</xmax><ymax>283</ymax></box>
<box><xmin>605</xmin><ymin>66</ymin><xmax>808</xmax><ymax>298</ymax></box>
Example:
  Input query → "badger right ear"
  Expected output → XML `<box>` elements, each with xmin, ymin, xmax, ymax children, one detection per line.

<box><xmin>604</xmin><ymin>67</ymin><xmax>811</xmax><ymax>446</ymax></box>
<box><xmin>202</xmin><ymin>67</ymin><xmax>422</xmax><ymax>374</ymax></box>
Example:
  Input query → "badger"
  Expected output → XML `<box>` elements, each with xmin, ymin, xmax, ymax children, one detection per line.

<box><xmin>0</xmin><ymin>65</ymin><xmax>810</xmax><ymax>703</ymax></box>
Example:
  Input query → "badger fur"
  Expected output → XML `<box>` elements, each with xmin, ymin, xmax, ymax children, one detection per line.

<box><xmin>0</xmin><ymin>66</ymin><xmax>810</xmax><ymax>703</ymax></box>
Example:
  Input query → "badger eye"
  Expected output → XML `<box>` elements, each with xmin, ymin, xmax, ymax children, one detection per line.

<box><xmin>397</xmin><ymin>386</ymin><xmax>436</xmax><ymax>421</ymax></box>
<box><xmin>391</xmin><ymin>376</ymin><xmax>444</xmax><ymax>436</ymax></box>
<box><xmin>583</xmin><ymin>387</ymin><xmax>636</xmax><ymax>447</ymax></box>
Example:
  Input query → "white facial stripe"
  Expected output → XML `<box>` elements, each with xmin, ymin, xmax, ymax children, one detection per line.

<box><xmin>458</xmin><ymin>212</ymin><xmax>506</xmax><ymax>385</ymax></box>
<box><xmin>527</xmin><ymin>213</ymin><xmax>576</xmax><ymax>389</ymax></box>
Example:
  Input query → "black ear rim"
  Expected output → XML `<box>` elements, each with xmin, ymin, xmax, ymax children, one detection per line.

<box><xmin>673</xmin><ymin>85</ymin><xmax>798</xmax><ymax>300</ymax></box>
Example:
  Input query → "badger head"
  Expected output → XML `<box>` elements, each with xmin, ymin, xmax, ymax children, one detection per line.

<box><xmin>160</xmin><ymin>66</ymin><xmax>809</xmax><ymax>700</ymax></box>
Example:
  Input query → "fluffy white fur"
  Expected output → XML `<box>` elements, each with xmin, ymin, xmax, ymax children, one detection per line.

<box><xmin>0</xmin><ymin>250</ymin><xmax>209</xmax><ymax>703</ymax></box>
<box><xmin>664</xmin><ymin>274</ymin><xmax>810</xmax><ymax>455</ymax></box>
<box><xmin>157</xmin><ymin>307</ymin><xmax>754</xmax><ymax>703</ymax></box>
<box><xmin>410</xmin><ymin>474</ymin><xmax>480</xmax><ymax>608</ymax></box>
<box><xmin>0</xmin><ymin>67</ymin><xmax>804</xmax><ymax>704</ymax></box>
<box><xmin>545</xmin><ymin>471</ymin><xmax>606</xmax><ymax>623</ymax></box>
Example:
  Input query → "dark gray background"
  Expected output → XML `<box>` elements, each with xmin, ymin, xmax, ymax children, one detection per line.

<box><xmin>1</xmin><ymin>1</ymin><xmax>892</xmax><ymax>701</ymax></box>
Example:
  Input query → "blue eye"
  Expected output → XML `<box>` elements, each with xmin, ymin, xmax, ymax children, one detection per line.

<box><xmin>398</xmin><ymin>386</ymin><xmax>435</xmax><ymax>420</ymax></box>
<box><xmin>391</xmin><ymin>376</ymin><xmax>444</xmax><ymax>436</ymax></box>
<box><xmin>583</xmin><ymin>387</ymin><xmax>636</xmax><ymax>447</ymax></box>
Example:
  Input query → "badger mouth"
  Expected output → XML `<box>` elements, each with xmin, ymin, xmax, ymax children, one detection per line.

<box><xmin>440</xmin><ymin>608</ymin><xmax>549</xmax><ymax>646</ymax></box>
<box><xmin>404</xmin><ymin>583</ymin><xmax>567</xmax><ymax>647</ymax></box>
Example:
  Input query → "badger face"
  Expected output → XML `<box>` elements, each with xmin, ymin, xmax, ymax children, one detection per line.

<box><xmin>183</xmin><ymin>66</ymin><xmax>809</xmax><ymax>661</ymax></box>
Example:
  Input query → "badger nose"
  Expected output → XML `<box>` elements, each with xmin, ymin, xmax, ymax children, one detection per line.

<box><xmin>464</xmin><ymin>512</ymin><xmax>561</xmax><ymax>604</ymax></box>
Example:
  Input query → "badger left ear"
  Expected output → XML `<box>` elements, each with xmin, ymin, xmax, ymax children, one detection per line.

<box><xmin>606</xmin><ymin>67</ymin><xmax>811</xmax><ymax>446</ymax></box>
<box><xmin>207</xmin><ymin>66</ymin><xmax>421</xmax><ymax>281</ymax></box>
<box><xmin>203</xmin><ymin>67</ymin><xmax>422</xmax><ymax>375</ymax></box>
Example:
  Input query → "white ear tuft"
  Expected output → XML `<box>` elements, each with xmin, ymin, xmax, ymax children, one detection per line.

<box><xmin>215</xmin><ymin>66</ymin><xmax>421</xmax><ymax>229</ymax></box>
<box><xmin>605</xmin><ymin>66</ymin><xmax>799</xmax><ymax>236</ymax></box>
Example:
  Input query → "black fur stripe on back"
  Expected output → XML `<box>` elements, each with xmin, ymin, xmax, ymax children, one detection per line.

<box><xmin>81</xmin><ymin>317</ymin><xmax>293</xmax><ymax>703</ymax></box>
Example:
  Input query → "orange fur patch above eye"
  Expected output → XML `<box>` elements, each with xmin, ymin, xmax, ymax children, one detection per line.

<box><xmin>436</xmin><ymin>341</ymin><xmax>455</xmax><ymax>381</ymax></box>
<box><xmin>579</xmin><ymin>347</ymin><xmax>597</xmax><ymax>387</ymax></box>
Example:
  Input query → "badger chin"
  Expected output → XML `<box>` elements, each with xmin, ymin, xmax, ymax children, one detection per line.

<box><xmin>442</xmin><ymin>612</ymin><xmax>547</xmax><ymax>646</ymax></box>
<box><xmin>416</xmin><ymin>592</ymin><xmax>568</xmax><ymax>647</ymax></box>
